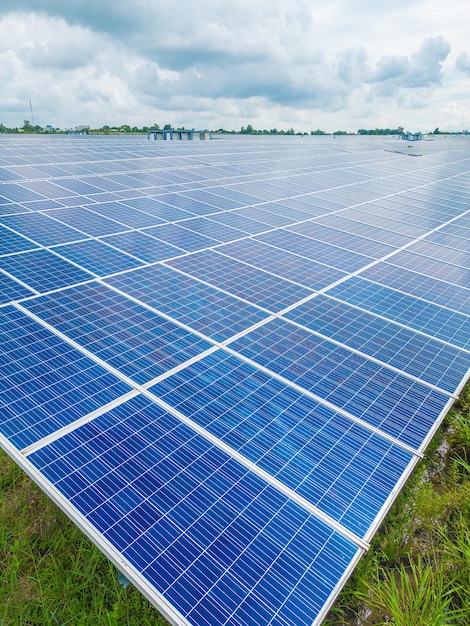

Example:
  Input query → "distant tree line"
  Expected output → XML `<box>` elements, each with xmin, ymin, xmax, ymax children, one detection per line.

<box><xmin>357</xmin><ymin>127</ymin><xmax>404</xmax><ymax>135</ymax></box>
<box><xmin>3</xmin><ymin>121</ymin><xmax>466</xmax><ymax>137</ymax></box>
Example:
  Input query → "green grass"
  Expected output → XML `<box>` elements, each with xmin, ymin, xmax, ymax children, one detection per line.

<box><xmin>354</xmin><ymin>556</ymin><xmax>465</xmax><ymax>626</ymax></box>
<box><xmin>1</xmin><ymin>386</ymin><xmax>470</xmax><ymax>625</ymax></box>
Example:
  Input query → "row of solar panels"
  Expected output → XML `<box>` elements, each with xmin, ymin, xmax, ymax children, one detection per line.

<box><xmin>1</xmin><ymin>135</ymin><xmax>470</xmax><ymax>626</ymax></box>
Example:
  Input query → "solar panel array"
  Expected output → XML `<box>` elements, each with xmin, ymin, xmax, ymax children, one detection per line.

<box><xmin>1</xmin><ymin>134</ymin><xmax>470</xmax><ymax>626</ymax></box>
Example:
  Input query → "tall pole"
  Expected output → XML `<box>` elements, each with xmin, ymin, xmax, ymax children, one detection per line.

<box><xmin>29</xmin><ymin>100</ymin><xmax>35</xmax><ymax>127</ymax></box>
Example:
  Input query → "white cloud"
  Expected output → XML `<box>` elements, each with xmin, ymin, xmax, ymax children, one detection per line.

<box><xmin>456</xmin><ymin>52</ymin><xmax>470</xmax><ymax>76</ymax></box>
<box><xmin>0</xmin><ymin>2</ymin><xmax>469</xmax><ymax>132</ymax></box>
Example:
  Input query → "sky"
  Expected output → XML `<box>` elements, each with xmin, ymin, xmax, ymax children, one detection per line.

<box><xmin>0</xmin><ymin>1</ymin><xmax>469</xmax><ymax>133</ymax></box>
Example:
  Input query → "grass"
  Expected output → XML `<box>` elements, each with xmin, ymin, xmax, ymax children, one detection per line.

<box><xmin>354</xmin><ymin>556</ymin><xmax>465</xmax><ymax>626</ymax></box>
<box><xmin>1</xmin><ymin>385</ymin><xmax>470</xmax><ymax>625</ymax></box>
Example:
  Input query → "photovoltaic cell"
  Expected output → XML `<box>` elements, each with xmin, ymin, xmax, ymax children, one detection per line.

<box><xmin>145</xmin><ymin>223</ymin><xmax>219</xmax><ymax>252</ymax></box>
<box><xmin>360</xmin><ymin>262</ymin><xmax>470</xmax><ymax>315</ymax></box>
<box><xmin>206</xmin><ymin>210</ymin><xmax>269</xmax><ymax>235</ymax></box>
<box><xmin>326</xmin><ymin>277</ymin><xmax>470</xmax><ymax>350</ymax></box>
<box><xmin>2</xmin><ymin>135</ymin><xmax>470</xmax><ymax>626</ymax></box>
<box><xmin>28</xmin><ymin>394</ymin><xmax>359</xmax><ymax>626</ymax></box>
<box><xmin>315</xmin><ymin>214</ymin><xmax>415</xmax><ymax>247</ymax></box>
<box><xmin>0</xmin><ymin>223</ymin><xmax>38</xmax><ymax>255</ymax></box>
<box><xmin>286</xmin><ymin>221</ymin><xmax>398</xmax><ymax>258</ymax></box>
<box><xmin>104</xmin><ymin>264</ymin><xmax>269</xmax><ymax>342</ymax></box>
<box><xmin>284</xmin><ymin>294</ymin><xmax>469</xmax><ymax>394</ymax></box>
<box><xmin>386</xmin><ymin>249</ymin><xmax>470</xmax><ymax>285</ymax></box>
<box><xmin>185</xmin><ymin>190</ymin><xmax>257</xmax><ymax>210</ymax></box>
<box><xmin>0</xmin><ymin>248</ymin><xmax>93</xmax><ymax>292</ymax></box>
<box><xmin>256</xmin><ymin>229</ymin><xmax>374</xmax><ymax>272</ymax></box>
<box><xmin>149</xmin><ymin>350</ymin><xmax>413</xmax><ymax>536</ymax></box>
<box><xmin>167</xmin><ymin>249</ymin><xmax>314</xmax><ymax>312</ymax></box>
<box><xmin>157</xmin><ymin>193</ymin><xmax>222</xmax><ymax>216</ymax></box>
<box><xmin>177</xmin><ymin>217</ymin><xmax>246</xmax><ymax>243</ymax></box>
<box><xmin>88</xmin><ymin>202</ymin><xmax>166</xmax><ymax>229</ymax></box>
<box><xmin>230</xmin><ymin>318</ymin><xmax>450</xmax><ymax>449</ymax></box>
<box><xmin>44</xmin><ymin>207</ymin><xmax>129</xmax><ymax>237</ymax></box>
<box><xmin>99</xmin><ymin>231</ymin><xmax>183</xmax><ymax>263</ymax></box>
<box><xmin>52</xmin><ymin>239</ymin><xmax>143</xmax><ymax>275</ymax></box>
<box><xmin>236</xmin><ymin>206</ymin><xmax>296</xmax><ymax>227</ymax></box>
<box><xmin>22</xmin><ymin>282</ymin><xmax>213</xmax><ymax>385</ymax></box>
<box><xmin>0</xmin><ymin>305</ymin><xmax>131</xmax><ymax>449</ymax></box>
<box><xmin>0</xmin><ymin>182</ymin><xmax>46</xmax><ymax>202</ymax></box>
<box><xmin>0</xmin><ymin>271</ymin><xmax>36</xmax><ymax>304</ymax></box>
<box><xmin>123</xmin><ymin>198</ymin><xmax>194</xmax><ymax>221</ymax></box>
<box><xmin>0</xmin><ymin>212</ymin><xmax>87</xmax><ymax>246</ymax></box>
<box><xmin>218</xmin><ymin>238</ymin><xmax>347</xmax><ymax>291</ymax></box>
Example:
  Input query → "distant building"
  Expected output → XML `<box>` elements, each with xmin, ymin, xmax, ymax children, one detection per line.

<box><xmin>67</xmin><ymin>125</ymin><xmax>90</xmax><ymax>135</ymax></box>
<box><xmin>147</xmin><ymin>129</ymin><xmax>211</xmax><ymax>141</ymax></box>
<box><xmin>402</xmin><ymin>132</ymin><xmax>422</xmax><ymax>141</ymax></box>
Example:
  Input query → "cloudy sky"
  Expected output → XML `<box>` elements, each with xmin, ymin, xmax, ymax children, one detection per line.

<box><xmin>1</xmin><ymin>1</ymin><xmax>469</xmax><ymax>133</ymax></box>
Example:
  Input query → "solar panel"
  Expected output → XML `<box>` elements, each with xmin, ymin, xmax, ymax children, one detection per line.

<box><xmin>1</xmin><ymin>134</ymin><xmax>470</xmax><ymax>626</ymax></box>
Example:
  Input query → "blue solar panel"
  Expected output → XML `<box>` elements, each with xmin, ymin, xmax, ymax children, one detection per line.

<box><xmin>157</xmin><ymin>193</ymin><xmax>222</xmax><ymax>215</ymax></box>
<box><xmin>0</xmin><ymin>248</ymin><xmax>93</xmax><ymax>292</ymax></box>
<box><xmin>388</xmin><ymin>246</ymin><xmax>470</xmax><ymax>278</ymax></box>
<box><xmin>327</xmin><ymin>276</ymin><xmax>470</xmax><ymax>350</ymax></box>
<box><xmin>361</xmin><ymin>262</ymin><xmax>470</xmax><ymax>315</ymax></box>
<box><xmin>104</xmin><ymin>264</ymin><xmax>269</xmax><ymax>342</ymax></box>
<box><xmin>235</xmin><ymin>205</ymin><xmax>295</xmax><ymax>227</ymax></box>
<box><xmin>88</xmin><ymin>202</ymin><xmax>165</xmax><ymax>229</ymax></box>
<box><xmin>167</xmin><ymin>250</ymin><xmax>314</xmax><ymax>312</ymax></box>
<box><xmin>287</xmin><ymin>221</ymin><xmax>398</xmax><ymax>258</ymax></box>
<box><xmin>0</xmin><ymin>182</ymin><xmax>46</xmax><ymax>202</ymax></box>
<box><xmin>284</xmin><ymin>294</ymin><xmax>469</xmax><ymax>394</ymax></box>
<box><xmin>230</xmin><ymin>318</ymin><xmax>450</xmax><ymax>449</ymax></box>
<box><xmin>0</xmin><ymin>223</ymin><xmax>38</xmax><ymax>255</ymax></box>
<box><xmin>28</xmin><ymin>394</ymin><xmax>359</xmax><ymax>626</ymax></box>
<box><xmin>0</xmin><ymin>305</ymin><xmax>131</xmax><ymax>449</ymax></box>
<box><xmin>149</xmin><ymin>350</ymin><xmax>413</xmax><ymax>536</ymax></box>
<box><xmin>0</xmin><ymin>212</ymin><xmax>87</xmax><ymax>246</ymax></box>
<box><xmin>218</xmin><ymin>238</ymin><xmax>347</xmax><ymax>290</ymax></box>
<box><xmin>2</xmin><ymin>135</ymin><xmax>470</xmax><ymax>626</ymax></box>
<box><xmin>256</xmin><ymin>202</ymin><xmax>314</xmax><ymax>222</ymax></box>
<box><xmin>182</xmin><ymin>190</ymin><xmax>245</xmax><ymax>210</ymax></box>
<box><xmin>315</xmin><ymin>213</ymin><xmax>415</xmax><ymax>247</ymax></box>
<box><xmin>123</xmin><ymin>197</ymin><xmax>194</xmax><ymax>221</ymax></box>
<box><xmin>0</xmin><ymin>271</ymin><xmax>36</xmax><ymax>304</ymax></box>
<box><xmin>99</xmin><ymin>231</ymin><xmax>183</xmax><ymax>263</ymax></box>
<box><xmin>145</xmin><ymin>223</ymin><xmax>219</xmax><ymax>252</ymax></box>
<box><xmin>20</xmin><ymin>179</ymin><xmax>77</xmax><ymax>199</ymax></box>
<box><xmin>340</xmin><ymin>207</ymin><xmax>432</xmax><ymax>238</ymax></box>
<box><xmin>52</xmin><ymin>178</ymin><xmax>104</xmax><ymax>195</ymax></box>
<box><xmin>178</xmin><ymin>217</ymin><xmax>246</xmax><ymax>243</ymax></box>
<box><xmin>424</xmin><ymin>228</ymin><xmax>470</xmax><ymax>252</ymax></box>
<box><xmin>206</xmin><ymin>210</ymin><xmax>269</xmax><ymax>235</ymax></box>
<box><xmin>256</xmin><ymin>229</ymin><xmax>374</xmax><ymax>272</ymax></box>
<box><xmin>44</xmin><ymin>207</ymin><xmax>129</xmax><ymax>237</ymax></box>
<box><xmin>0</xmin><ymin>202</ymin><xmax>28</xmax><ymax>215</ymax></box>
<box><xmin>52</xmin><ymin>239</ymin><xmax>143</xmax><ymax>275</ymax></box>
<box><xmin>22</xmin><ymin>282</ymin><xmax>213</xmax><ymax>385</ymax></box>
